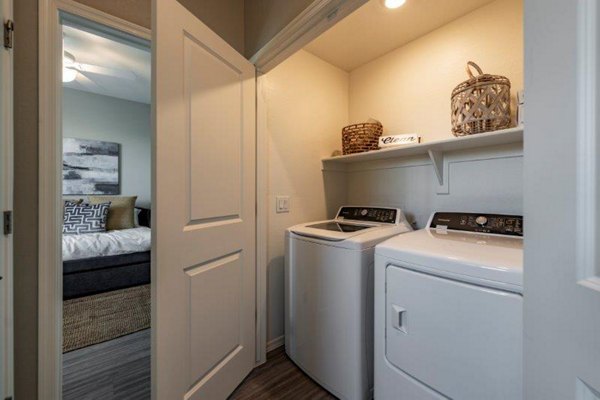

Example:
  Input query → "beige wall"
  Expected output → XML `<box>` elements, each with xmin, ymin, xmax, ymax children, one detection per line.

<box><xmin>75</xmin><ymin>0</ymin><xmax>315</xmax><ymax>57</ymax></box>
<box><xmin>264</xmin><ymin>50</ymin><xmax>348</xmax><ymax>341</ymax></box>
<box><xmin>244</xmin><ymin>0</ymin><xmax>314</xmax><ymax>58</ymax></box>
<box><xmin>74</xmin><ymin>0</ymin><xmax>151</xmax><ymax>29</ymax></box>
<box><xmin>14</xmin><ymin>0</ymin><xmax>39</xmax><ymax>397</ymax></box>
<box><xmin>74</xmin><ymin>0</ymin><xmax>246</xmax><ymax>54</ymax></box>
<box><xmin>349</xmin><ymin>0</ymin><xmax>523</xmax><ymax>142</ymax></box>
<box><xmin>178</xmin><ymin>0</ymin><xmax>245</xmax><ymax>54</ymax></box>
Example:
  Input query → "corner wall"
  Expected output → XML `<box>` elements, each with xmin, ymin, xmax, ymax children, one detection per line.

<box><xmin>244</xmin><ymin>0</ymin><xmax>314</xmax><ymax>58</ymax></box>
<box><xmin>264</xmin><ymin>50</ymin><xmax>349</xmax><ymax>342</ymax></box>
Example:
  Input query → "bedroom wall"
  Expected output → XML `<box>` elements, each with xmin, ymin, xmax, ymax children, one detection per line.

<box><xmin>62</xmin><ymin>88</ymin><xmax>152</xmax><ymax>206</ymax></box>
<box><xmin>349</xmin><ymin>0</ymin><xmax>523</xmax><ymax>142</ymax></box>
<box><xmin>263</xmin><ymin>50</ymin><xmax>349</xmax><ymax>343</ymax></box>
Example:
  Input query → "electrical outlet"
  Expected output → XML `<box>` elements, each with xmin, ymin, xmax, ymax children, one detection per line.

<box><xmin>276</xmin><ymin>196</ymin><xmax>290</xmax><ymax>213</ymax></box>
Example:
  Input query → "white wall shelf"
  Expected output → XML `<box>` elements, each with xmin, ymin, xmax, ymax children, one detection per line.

<box><xmin>323</xmin><ymin>126</ymin><xmax>523</xmax><ymax>164</ymax></box>
<box><xmin>322</xmin><ymin>126</ymin><xmax>523</xmax><ymax>193</ymax></box>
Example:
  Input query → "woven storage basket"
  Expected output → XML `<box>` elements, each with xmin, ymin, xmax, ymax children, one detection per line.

<box><xmin>341</xmin><ymin>121</ymin><xmax>383</xmax><ymax>155</ymax></box>
<box><xmin>451</xmin><ymin>61</ymin><xmax>511</xmax><ymax>136</ymax></box>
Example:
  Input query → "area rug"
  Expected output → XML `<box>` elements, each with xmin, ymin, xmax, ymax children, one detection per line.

<box><xmin>63</xmin><ymin>284</ymin><xmax>151</xmax><ymax>353</ymax></box>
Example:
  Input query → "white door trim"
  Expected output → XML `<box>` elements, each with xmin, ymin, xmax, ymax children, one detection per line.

<box><xmin>576</xmin><ymin>0</ymin><xmax>600</xmax><ymax>291</ymax></box>
<box><xmin>0</xmin><ymin>0</ymin><xmax>13</xmax><ymax>397</ymax></box>
<box><xmin>250</xmin><ymin>0</ymin><xmax>367</xmax><ymax>73</ymax></box>
<box><xmin>38</xmin><ymin>1</ymin><xmax>149</xmax><ymax>398</ymax></box>
<box><xmin>255</xmin><ymin>73</ymin><xmax>268</xmax><ymax>364</ymax></box>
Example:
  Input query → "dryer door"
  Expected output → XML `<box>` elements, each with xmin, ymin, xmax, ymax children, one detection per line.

<box><xmin>385</xmin><ymin>264</ymin><xmax>522</xmax><ymax>400</ymax></box>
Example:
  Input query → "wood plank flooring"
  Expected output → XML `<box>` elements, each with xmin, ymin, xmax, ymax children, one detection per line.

<box><xmin>63</xmin><ymin>332</ymin><xmax>333</xmax><ymax>400</ymax></box>
<box><xmin>63</xmin><ymin>329</ymin><xmax>150</xmax><ymax>400</ymax></box>
<box><xmin>229</xmin><ymin>346</ymin><xmax>336</xmax><ymax>400</ymax></box>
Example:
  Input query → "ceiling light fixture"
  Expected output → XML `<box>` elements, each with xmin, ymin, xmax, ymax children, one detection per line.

<box><xmin>384</xmin><ymin>0</ymin><xmax>406</xmax><ymax>9</ymax></box>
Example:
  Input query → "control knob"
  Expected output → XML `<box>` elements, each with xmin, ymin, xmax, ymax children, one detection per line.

<box><xmin>361</xmin><ymin>209</ymin><xmax>368</xmax><ymax>216</ymax></box>
<box><xmin>475</xmin><ymin>215</ymin><xmax>488</xmax><ymax>226</ymax></box>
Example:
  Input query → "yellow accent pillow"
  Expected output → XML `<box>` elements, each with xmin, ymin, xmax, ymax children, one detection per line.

<box><xmin>88</xmin><ymin>196</ymin><xmax>137</xmax><ymax>231</ymax></box>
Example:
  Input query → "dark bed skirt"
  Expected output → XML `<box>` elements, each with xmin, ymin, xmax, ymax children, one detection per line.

<box><xmin>63</xmin><ymin>251</ymin><xmax>151</xmax><ymax>300</ymax></box>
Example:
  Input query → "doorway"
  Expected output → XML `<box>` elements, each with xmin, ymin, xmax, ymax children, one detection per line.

<box><xmin>38</xmin><ymin>2</ymin><xmax>151</xmax><ymax>398</ymax></box>
<box><xmin>60</xmin><ymin>18</ymin><xmax>151</xmax><ymax>399</ymax></box>
<box><xmin>40</xmin><ymin>1</ymin><xmax>261</xmax><ymax>399</ymax></box>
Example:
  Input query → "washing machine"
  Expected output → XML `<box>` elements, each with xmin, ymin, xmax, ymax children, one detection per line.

<box><xmin>285</xmin><ymin>206</ymin><xmax>413</xmax><ymax>400</ymax></box>
<box><xmin>374</xmin><ymin>212</ymin><xmax>523</xmax><ymax>400</ymax></box>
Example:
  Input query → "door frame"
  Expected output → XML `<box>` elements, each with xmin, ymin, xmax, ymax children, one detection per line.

<box><xmin>38</xmin><ymin>1</ymin><xmax>150</xmax><ymax>398</ymax></box>
<box><xmin>0</xmin><ymin>0</ymin><xmax>13</xmax><ymax>397</ymax></box>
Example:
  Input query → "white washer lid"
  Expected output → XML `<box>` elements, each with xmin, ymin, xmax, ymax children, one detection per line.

<box><xmin>376</xmin><ymin>229</ymin><xmax>523</xmax><ymax>293</ymax></box>
<box><xmin>288</xmin><ymin>222</ymin><xmax>412</xmax><ymax>250</ymax></box>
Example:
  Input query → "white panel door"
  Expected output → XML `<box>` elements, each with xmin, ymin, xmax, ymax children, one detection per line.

<box><xmin>153</xmin><ymin>1</ymin><xmax>256</xmax><ymax>399</ymax></box>
<box><xmin>0</xmin><ymin>0</ymin><xmax>12</xmax><ymax>398</ymax></box>
<box><xmin>524</xmin><ymin>0</ymin><xmax>600</xmax><ymax>399</ymax></box>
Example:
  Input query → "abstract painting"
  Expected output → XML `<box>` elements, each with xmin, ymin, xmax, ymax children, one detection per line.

<box><xmin>63</xmin><ymin>138</ymin><xmax>120</xmax><ymax>195</ymax></box>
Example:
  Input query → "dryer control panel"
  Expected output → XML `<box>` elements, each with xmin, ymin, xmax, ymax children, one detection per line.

<box><xmin>337</xmin><ymin>207</ymin><xmax>398</xmax><ymax>224</ymax></box>
<box><xmin>429</xmin><ymin>212</ymin><xmax>523</xmax><ymax>236</ymax></box>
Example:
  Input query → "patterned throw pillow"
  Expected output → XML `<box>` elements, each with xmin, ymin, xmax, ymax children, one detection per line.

<box><xmin>63</xmin><ymin>202</ymin><xmax>111</xmax><ymax>235</ymax></box>
<box><xmin>88</xmin><ymin>196</ymin><xmax>137</xmax><ymax>230</ymax></box>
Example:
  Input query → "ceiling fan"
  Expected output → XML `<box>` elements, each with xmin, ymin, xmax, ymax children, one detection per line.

<box><xmin>63</xmin><ymin>50</ymin><xmax>137</xmax><ymax>83</ymax></box>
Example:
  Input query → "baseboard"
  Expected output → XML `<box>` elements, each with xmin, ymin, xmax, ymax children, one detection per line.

<box><xmin>266</xmin><ymin>335</ymin><xmax>284</xmax><ymax>352</ymax></box>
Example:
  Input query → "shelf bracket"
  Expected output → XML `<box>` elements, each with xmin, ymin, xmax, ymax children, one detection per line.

<box><xmin>428</xmin><ymin>150</ymin><xmax>449</xmax><ymax>194</ymax></box>
<box><xmin>428</xmin><ymin>150</ymin><xmax>444</xmax><ymax>185</ymax></box>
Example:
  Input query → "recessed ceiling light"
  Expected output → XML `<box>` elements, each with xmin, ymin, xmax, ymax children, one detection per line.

<box><xmin>384</xmin><ymin>0</ymin><xmax>406</xmax><ymax>9</ymax></box>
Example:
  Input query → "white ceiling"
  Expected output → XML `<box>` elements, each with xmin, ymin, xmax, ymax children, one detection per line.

<box><xmin>62</xmin><ymin>25</ymin><xmax>151</xmax><ymax>104</ymax></box>
<box><xmin>304</xmin><ymin>0</ymin><xmax>496</xmax><ymax>71</ymax></box>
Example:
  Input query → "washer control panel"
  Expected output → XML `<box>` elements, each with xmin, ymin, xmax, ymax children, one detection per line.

<box><xmin>429</xmin><ymin>212</ymin><xmax>523</xmax><ymax>236</ymax></box>
<box><xmin>337</xmin><ymin>207</ymin><xmax>398</xmax><ymax>224</ymax></box>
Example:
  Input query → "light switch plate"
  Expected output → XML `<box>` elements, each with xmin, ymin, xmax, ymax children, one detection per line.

<box><xmin>276</xmin><ymin>196</ymin><xmax>290</xmax><ymax>213</ymax></box>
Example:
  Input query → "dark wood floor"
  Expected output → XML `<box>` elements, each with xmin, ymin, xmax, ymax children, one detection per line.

<box><xmin>63</xmin><ymin>332</ymin><xmax>333</xmax><ymax>400</ymax></box>
<box><xmin>230</xmin><ymin>346</ymin><xmax>336</xmax><ymax>400</ymax></box>
<box><xmin>63</xmin><ymin>329</ymin><xmax>151</xmax><ymax>400</ymax></box>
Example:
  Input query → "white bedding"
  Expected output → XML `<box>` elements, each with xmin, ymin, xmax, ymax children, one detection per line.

<box><xmin>63</xmin><ymin>227</ymin><xmax>151</xmax><ymax>261</ymax></box>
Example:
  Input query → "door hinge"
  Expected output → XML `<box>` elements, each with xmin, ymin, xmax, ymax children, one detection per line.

<box><xmin>4</xmin><ymin>20</ymin><xmax>13</xmax><ymax>49</ymax></box>
<box><xmin>3</xmin><ymin>211</ymin><xmax>12</xmax><ymax>235</ymax></box>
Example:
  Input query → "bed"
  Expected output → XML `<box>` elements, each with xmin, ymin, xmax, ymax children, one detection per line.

<box><xmin>63</xmin><ymin>207</ymin><xmax>151</xmax><ymax>300</ymax></box>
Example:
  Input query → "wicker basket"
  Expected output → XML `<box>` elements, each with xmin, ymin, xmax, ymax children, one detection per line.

<box><xmin>341</xmin><ymin>121</ymin><xmax>383</xmax><ymax>155</ymax></box>
<box><xmin>451</xmin><ymin>61</ymin><xmax>511</xmax><ymax>136</ymax></box>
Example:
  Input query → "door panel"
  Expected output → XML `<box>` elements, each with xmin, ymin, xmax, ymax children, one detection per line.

<box><xmin>188</xmin><ymin>252</ymin><xmax>243</xmax><ymax>384</ymax></box>
<box><xmin>185</xmin><ymin>35</ymin><xmax>243</xmax><ymax>223</ymax></box>
<box><xmin>524</xmin><ymin>0</ymin><xmax>600</xmax><ymax>398</ymax></box>
<box><xmin>154</xmin><ymin>1</ymin><xmax>256</xmax><ymax>399</ymax></box>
